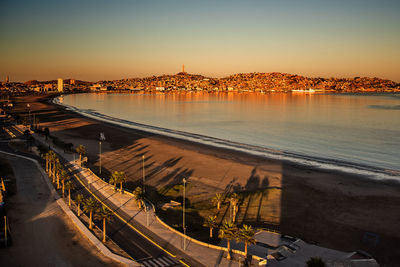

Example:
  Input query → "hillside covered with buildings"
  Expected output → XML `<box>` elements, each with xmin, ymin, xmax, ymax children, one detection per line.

<box><xmin>1</xmin><ymin>72</ymin><xmax>399</xmax><ymax>93</ymax></box>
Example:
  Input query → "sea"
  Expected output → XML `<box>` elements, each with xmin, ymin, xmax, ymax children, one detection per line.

<box><xmin>58</xmin><ymin>92</ymin><xmax>400</xmax><ymax>181</ymax></box>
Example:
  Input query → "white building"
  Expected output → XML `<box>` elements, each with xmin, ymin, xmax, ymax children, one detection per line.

<box><xmin>58</xmin><ymin>78</ymin><xmax>63</xmax><ymax>92</ymax></box>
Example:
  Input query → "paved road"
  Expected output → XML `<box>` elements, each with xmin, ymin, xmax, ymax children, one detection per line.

<box><xmin>0</xmin><ymin>116</ymin><xmax>200</xmax><ymax>267</ymax></box>
<box><xmin>0</xmin><ymin>151</ymin><xmax>123</xmax><ymax>266</ymax></box>
<box><xmin>64</xmin><ymin>161</ymin><xmax>185</xmax><ymax>267</ymax></box>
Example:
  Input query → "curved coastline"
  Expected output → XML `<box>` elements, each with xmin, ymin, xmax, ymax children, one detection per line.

<box><xmin>54</xmin><ymin>96</ymin><xmax>400</xmax><ymax>182</ymax></box>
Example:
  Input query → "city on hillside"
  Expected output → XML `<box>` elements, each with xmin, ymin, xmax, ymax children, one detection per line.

<box><xmin>1</xmin><ymin>70</ymin><xmax>399</xmax><ymax>94</ymax></box>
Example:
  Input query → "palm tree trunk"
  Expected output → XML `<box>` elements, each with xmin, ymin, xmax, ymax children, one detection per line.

<box><xmin>120</xmin><ymin>182</ymin><xmax>123</xmax><ymax>193</ymax></box>
<box><xmin>210</xmin><ymin>227</ymin><xmax>213</xmax><ymax>238</ymax></box>
<box><xmin>78</xmin><ymin>205</ymin><xmax>81</xmax><ymax>216</ymax></box>
<box><xmin>52</xmin><ymin>165</ymin><xmax>56</xmax><ymax>183</ymax></box>
<box><xmin>62</xmin><ymin>181</ymin><xmax>65</xmax><ymax>197</ymax></box>
<box><xmin>103</xmin><ymin>218</ymin><xmax>106</xmax><ymax>242</ymax></box>
<box><xmin>68</xmin><ymin>190</ymin><xmax>71</xmax><ymax>206</ymax></box>
<box><xmin>227</xmin><ymin>239</ymin><xmax>231</xmax><ymax>260</ymax></box>
<box><xmin>245</xmin><ymin>241</ymin><xmax>248</xmax><ymax>257</ymax></box>
<box><xmin>89</xmin><ymin>212</ymin><xmax>93</xmax><ymax>229</ymax></box>
<box><xmin>217</xmin><ymin>202</ymin><xmax>220</xmax><ymax>210</ymax></box>
<box><xmin>57</xmin><ymin>175</ymin><xmax>60</xmax><ymax>189</ymax></box>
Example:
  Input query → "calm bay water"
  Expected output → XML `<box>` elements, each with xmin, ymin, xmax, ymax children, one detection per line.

<box><xmin>61</xmin><ymin>92</ymin><xmax>400</xmax><ymax>178</ymax></box>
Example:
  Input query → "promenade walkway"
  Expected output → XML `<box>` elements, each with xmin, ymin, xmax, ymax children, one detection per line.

<box><xmin>32</xmin><ymin>132</ymin><xmax>242</xmax><ymax>267</ymax></box>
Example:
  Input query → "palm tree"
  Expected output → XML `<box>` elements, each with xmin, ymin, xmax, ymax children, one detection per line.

<box><xmin>59</xmin><ymin>170</ymin><xmax>69</xmax><ymax>197</ymax></box>
<box><xmin>218</xmin><ymin>220</ymin><xmax>238</xmax><ymax>260</ymax></box>
<box><xmin>212</xmin><ymin>193</ymin><xmax>224</xmax><ymax>210</ymax></box>
<box><xmin>109</xmin><ymin>171</ymin><xmax>118</xmax><ymax>190</ymax></box>
<box><xmin>53</xmin><ymin>158</ymin><xmax>60</xmax><ymax>183</ymax></box>
<box><xmin>203</xmin><ymin>215</ymin><xmax>218</xmax><ymax>238</ymax></box>
<box><xmin>83</xmin><ymin>197</ymin><xmax>98</xmax><ymax>229</ymax></box>
<box><xmin>45</xmin><ymin>152</ymin><xmax>50</xmax><ymax>172</ymax></box>
<box><xmin>133</xmin><ymin>187</ymin><xmax>144</xmax><ymax>209</ymax></box>
<box><xmin>75</xmin><ymin>194</ymin><xmax>84</xmax><ymax>216</ymax></box>
<box><xmin>95</xmin><ymin>205</ymin><xmax>113</xmax><ymax>242</ymax></box>
<box><xmin>65</xmin><ymin>180</ymin><xmax>75</xmax><ymax>206</ymax></box>
<box><xmin>230</xmin><ymin>193</ymin><xmax>240</xmax><ymax>222</ymax></box>
<box><xmin>75</xmin><ymin>145</ymin><xmax>86</xmax><ymax>166</ymax></box>
<box><xmin>116</xmin><ymin>171</ymin><xmax>127</xmax><ymax>193</ymax></box>
<box><xmin>237</xmin><ymin>224</ymin><xmax>256</xmax><ymax>257</ymax></box>
<box><xmin>47</xmin><ymin>151</ymin><xmax>56</xmax><ymax>179</ymax></box>
<box><xmin>306</xmin><ymin>257</ymin><xmax>326</xmax><ymax>267</ymax></box>
<box><xmin>55</xmin><ymin>162</ymin><xmax>63</xmax><ymax>189</ymax></box>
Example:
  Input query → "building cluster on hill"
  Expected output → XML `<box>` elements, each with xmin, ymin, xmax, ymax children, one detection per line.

<box><xmin>0</xmin><ymin>78</ymin><xmax>92</xmax><ymax>93</ymax></box>
<box><xmin>1</xmin><ymin>72</ymin><xmax>399</xmax><ymax>93</ymax></box>
<box><xmin>98</xmin><ymin>72</ymin><xmax>400</xmax><ymax>93</ymax></box>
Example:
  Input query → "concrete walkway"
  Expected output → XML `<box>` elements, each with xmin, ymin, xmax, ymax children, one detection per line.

<box><xmin>32</xmin><ymin>131</ymin><xmax>240</xmax><ymax>267</ymax></box>
<box><xmin>0</xmin><ymin>151</ymin><xmax>126</xmax><ymax>267</ymax></box>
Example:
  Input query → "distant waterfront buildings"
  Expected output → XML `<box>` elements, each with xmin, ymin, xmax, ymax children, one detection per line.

<box><xmin>70</xmin><ymin>79</ymin><xmax>75</xmax><ymax>85</ymax></box>
<box><xmin>5</xmin><ymin>76</ymin><xmax>9</xmax><ymax>83</ymax></box>
<box><xmin>58</xmin><ymin>78</ymin><xmax>63</xmax><ymax>92</ymax></box>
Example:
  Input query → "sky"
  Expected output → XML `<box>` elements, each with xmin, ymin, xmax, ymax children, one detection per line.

<box><xmin>1</xmin><ymin>0</ymin><xmax>399</xmax><ymax>82</ymax></box>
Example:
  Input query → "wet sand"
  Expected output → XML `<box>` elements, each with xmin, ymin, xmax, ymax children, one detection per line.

<box><xmin>12</xmin><ymin>94</ymin><xmax>400</xmax><ymax>266</ymax></box>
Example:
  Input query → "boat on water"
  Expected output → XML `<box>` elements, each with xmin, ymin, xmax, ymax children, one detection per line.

<box><xmin>292</xmin><ymin>88</ymin><xmax>316</xmax><ymax>93</ymax></box>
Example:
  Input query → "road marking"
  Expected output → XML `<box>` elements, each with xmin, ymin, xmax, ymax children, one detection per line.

<box><xmin>142</xmin><ymin>261</ymin><xmax>152</xmax><ymax>267</ymax></box>
<box><xmin>162</xmin><ymin>257</ymin><xmax>176</xmax><ymax>265</ymax></box>
<box><xmin>147</xmin><ymin>259</ymin><xmax>161</xmax><ymax>267</ymax></box>
<box><xmin>152</xmin><ymin>258</ymin><xmax>166</xmax><ymax>267</ymax></box>
<box><xmin>158</xmin><ymin>257</ymin><xmax>170</xmax><ymax>266</ymax></box>
<box><xmin>72</xmin><ymin>171</ymin><xmax>177</xmax><ymax>258</ymax></box>
<box><xmin>179</xmin><ymin>259</ymin><xmax>190</xmax><ymax>267</ymax></box>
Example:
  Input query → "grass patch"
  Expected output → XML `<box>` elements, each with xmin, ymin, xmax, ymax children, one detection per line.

<box><xmin>154</xmin><ymin>186</ymin><xmax>282</xmax><ymax>243</ymax></box>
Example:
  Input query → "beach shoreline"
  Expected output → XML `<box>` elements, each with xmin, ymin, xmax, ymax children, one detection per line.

<box><xmin>55</xmin><ymin>94</ymin><xmax>400</xmax><ymax>183</ymax></box>
<box><xmin>11</xmin><ymin>93</ymin><xmax>400</xmax><ymax>266</ymax></box>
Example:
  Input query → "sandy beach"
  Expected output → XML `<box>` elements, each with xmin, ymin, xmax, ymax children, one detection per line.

<box><xmin>12</xmin><ymin>94</ymin><xmax>400</xmax><ymax>266</ymax></box>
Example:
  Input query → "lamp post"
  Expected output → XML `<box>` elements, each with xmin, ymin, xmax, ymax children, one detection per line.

<box><xmin>182</xmin><ymin>178</ymin><xmax>187</xmax><ymax>250</ymax></box>
<box><xmin>99</xmin><ymin>140</ymin><xmax>102</xmax><ymax>174</ymax></box>
<box><xmin>27</xmin><ymin>103</ymin><xmax>31</xmax><ymax>128</ymax></box>
<box><xmin>145</xmin><ymin>202</ymin><xmax>149</xmax><ymax>226</ymax></box>
<box><xmin>142</xmin><ymin>155</ymin><xmax>145</xmax><ymax>193</ymax></box>
<box><xmin>99</xmin><ymin>133</ymin><xmax>105</xmax><ymax>175</ymax></box>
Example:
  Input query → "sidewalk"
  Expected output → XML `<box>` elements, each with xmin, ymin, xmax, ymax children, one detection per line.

<box><xmin>32</xmin><ymin>132</ymin><xmax>239</xmax><ymax>267</ymax></box>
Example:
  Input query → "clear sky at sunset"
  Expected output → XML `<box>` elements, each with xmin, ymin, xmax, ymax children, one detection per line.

<box><xmin>1</xmin><ymin>0</ymin><xmax>399</xmax><ymax>82</ymax></box>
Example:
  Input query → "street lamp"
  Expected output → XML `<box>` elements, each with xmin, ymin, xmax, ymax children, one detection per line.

<box><xmin>99</xmin><ymin>140</ymin><xmax>102</xmax><ymax>174</ymax></box>
<box><xmin>26</xmin><ymin>103</ymin><xmax>31</xmax><ymax>128</ymax></box>
<box><xmin>99</xmin><ymin>133</ymin><xmax>105</xmax><ymax>175</ymax></box>
<box><xmin>142</xmin><ymin>155</ymin><xmax>145</xmax><ymax>193</ymax></box>
<box><xmin>182</xmin><ymin>178</ymin><xmax>187</xmax><ymax>250</ymax></box>
<box><xmin>145</xmin><ymin>202</ymin><xmax>149</xmax><ymax>226</ymax></box>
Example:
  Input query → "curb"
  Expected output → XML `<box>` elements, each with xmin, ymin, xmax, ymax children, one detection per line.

<box><xmin>0</xmin><ymin>150</ymin><xmax>139</xmax><ymax>267</ymax></box>
<box><xmin>29</xmin><ymin>129</ymin><xmax>265</xmax><ymax>265</ymax></box>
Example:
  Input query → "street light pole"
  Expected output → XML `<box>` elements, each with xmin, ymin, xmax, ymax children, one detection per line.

<box><xmin>99</xmin><ymin>140</ymin><xmax>102</xmax><ymax>174</ymax></box>
<box><xmin>99</xmin><ymin>132</ymin><xmax>105</xmax><ymax>176</ymax></box>
<box><xmin>146</xmin><ymin>203</ymin><xmax>149</xmax><ymax>226</ymax></box>
<box><xmin>183</xmin><ymin>178</ymin><xmax>187</xmax><ymax>250</ymax></box>
<box><xmin>142</xmin><ymin>155</ymin><xmax>145</xmax><ymax>193</ymax></box>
